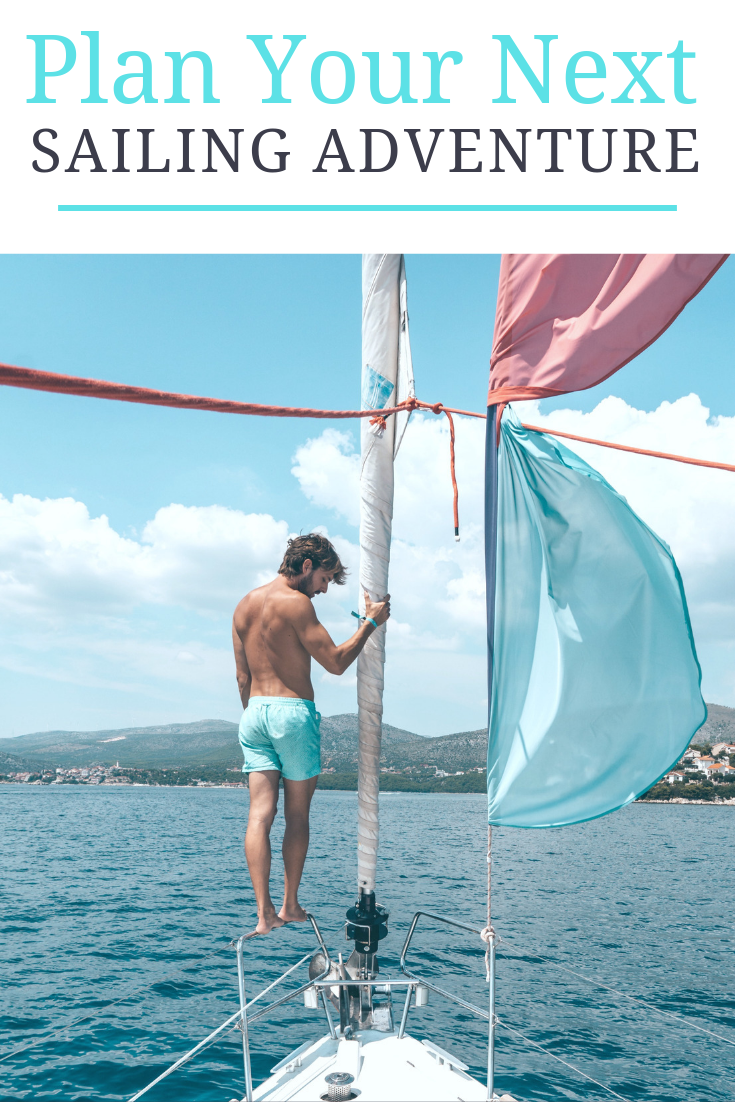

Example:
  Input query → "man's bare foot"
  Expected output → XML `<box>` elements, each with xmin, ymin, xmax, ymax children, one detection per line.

<box><xmin>254</xmin><ymin>911</ymin><xmax>286</xmax><ymax>935</ymax></box>
<box><xmin>278</xmin><ymin>903</ymin><xmax>309</xmax><ymax>923</ymax></box>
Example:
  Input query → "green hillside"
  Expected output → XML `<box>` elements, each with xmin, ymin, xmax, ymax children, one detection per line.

<box><xmin>0</xmin><ymin>720</ymin><xmax>242</xmax><ymax>769</ymax></box>
<box><xmin>1</xmin><ymin>700</ymin><xmax>723</xmax><ymax>777</ymax></box>
<box><xmin>0</xmin><ymin>714</ymin><xmax>432</xmax><ymax>771</ymax></box>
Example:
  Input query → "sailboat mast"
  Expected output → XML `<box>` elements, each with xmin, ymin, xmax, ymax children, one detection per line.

<box><xmin>357</xmin><ymin>254</ymin><xmax>400</xmax><ymax>900</ymax></box>
<box><xmin>346</xmin><ymin>256</ymin><xmax>414</xmax><ymax>976</ymax></box>
<box><xmin>355</xmin><ymin>254</ymin><xmax>415</xmax><ymax>915</ymax></box>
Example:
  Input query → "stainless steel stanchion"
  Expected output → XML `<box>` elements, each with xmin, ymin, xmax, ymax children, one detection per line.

<box><xmin>486</xmin><ymin>929</ymin><xmax>496</xmax><ymax>1101</ymax></box>
<box><xmin>236</xmin><ymin>936</ymin><xmax>254</xmax><ymax>1102</ymax></box>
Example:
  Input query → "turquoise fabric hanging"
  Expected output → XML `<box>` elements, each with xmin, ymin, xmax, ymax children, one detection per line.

<box><xmin>487</xmin><ymin>409</ymin><xmax>706</xmax><ymax>828</ymax></box>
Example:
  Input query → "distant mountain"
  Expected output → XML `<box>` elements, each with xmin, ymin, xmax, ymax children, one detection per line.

<box><xmin>322</xmin><ymin>718</ymin><xmax>487</xmax><ymax>772</ymax></box>
<box><xmin>383</xmin><ymin>729</ymin><xmax>488</xmax><ymax>771</ymax></box>
<box><xmin>0</xmin><ymin>714</ymin><xmax>427</xmax><ymax>771</ymax></box>
<box><xmin>0</xmin><ymin>720</ymin><xmax>241</xmax><ymax>769</ymax></box>
<box><xmin>320</xmin><ymin>714</ymin><xmax>428</xmax><ymax>771</ymax></box>
<box><xmin>696</xmin><ymin>703</ymin><xmax>735</xmax><ymax>745</ymax></box>
<box><xmin>0</xmin><ymin>748</ymin><xmax>37</xmax><ymax>771</ymax></box>
<box><xmin>1</xmin><ymin>700</ymin><xmax>727</xmax><ymax>774</ymax></box>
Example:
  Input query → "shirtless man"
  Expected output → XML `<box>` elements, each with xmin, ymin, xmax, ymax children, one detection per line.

<box><xmin>232</xmin><ymin>533</ymin><xmax>390</xmax><ymax>935</ymax></box>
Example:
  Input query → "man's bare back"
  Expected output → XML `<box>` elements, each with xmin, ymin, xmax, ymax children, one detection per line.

<box><xmin>233</xmin><ymin>569</ymin><xmax>389</xmax><ymax>707</ymax></box>
<box><xmin>233</xmin><ymin>579</ymin><xmax>318</xmax><ymax>703</ymax></box>
<box><xmin>232</xmin><ymin>535</ymin><xmax>390</xmax><ymax>934</ymax></box>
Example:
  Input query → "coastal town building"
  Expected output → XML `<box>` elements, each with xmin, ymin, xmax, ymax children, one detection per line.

<box><xmin>703</xmin><ymin>762</ymin><xmax>735</xmax><ymax>778</ymax></box>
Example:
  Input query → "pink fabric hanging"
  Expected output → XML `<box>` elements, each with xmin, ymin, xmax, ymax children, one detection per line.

<box><xmin>489</xmin><ymin>254</ymin><xmax>728</xmax><ymax>406</ymax></box>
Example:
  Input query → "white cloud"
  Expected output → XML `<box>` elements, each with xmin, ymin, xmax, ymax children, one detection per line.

<box><xmin>290</xmin><ymin>414</ymin><xmax>487</xmax><ymax>547</ymax></box>
<box><xmin>394</xmin><ymin>414</ymin><xmax>485</xmax><ymax>548</ymax></box>
<box><xmin>289</xmin><ymin>399</ymin><xmax>735</xmax><ymax>717</ymax></box>
<box><xmin>292</xmin><ymin>413</ymin><xmax>487</xmax><ymax>628</ymax></box>
<box><xmin>525</xmin><ymin>394</ymin><xmax>735</xmax><ymax>703</ymax></box>
<box><xmin>524</xmin><ymin>393</ymin><xmax>735</xmax><ymax>596</ymax></box>
<box><xmin>5</xmin><ymin>394</ymin><xmax>735</xmax><ymax>737</ymax></box>
<box><xmin>290</xmin><ymin>416</ymin><xmax>491</xmax><ymax>730</ymax></box>
<box><xmin>140</xmin><ymin>504</ymin><xmax>289</xmax><ymax>615</ymax></box>
<box><xmin>292</xmin><ymin>429</ymin><xmax>360</xmax><ymax>526</ymax></box>
<box><xmin>0</xmin><ymin>492</ymin><xmax>361</xmax><ymax>726</ymax></box>
<box><xmin>0</xmin><ymin>495</ymin><xmax>289</xmax><ymax>620</ymax></box>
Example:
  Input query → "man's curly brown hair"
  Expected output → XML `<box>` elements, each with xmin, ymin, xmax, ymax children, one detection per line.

<box><xmin>278</xmin><ymin>534</ymin><xmax>347</xmax><ymax>585</ymax></box>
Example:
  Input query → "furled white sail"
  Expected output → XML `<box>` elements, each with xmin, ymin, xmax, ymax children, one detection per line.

<box><xmin>357</xmin><ymin>255</ymin><xmax>415</xmax><ymax>894</ymax></box>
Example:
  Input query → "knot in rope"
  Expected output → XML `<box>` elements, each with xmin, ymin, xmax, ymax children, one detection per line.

<box><xmin>369</xmin><ymin>413</ymin><xmax>387</xmax><ymax>432</ymax></box>
<box><xmin>430</xmin><ymin>402</ymin><xmax>444</xmax><ymax>415</ymax></box>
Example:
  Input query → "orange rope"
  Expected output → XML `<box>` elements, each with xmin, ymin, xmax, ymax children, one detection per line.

<box><xmin>444</xmin><ymin>410</ymin><xmax>460</xmax><ymax>539</ymax></box>
<box><xmin>0</xmin><ymin>363</ymin><xmax>471</xmax><ymax>536</ymax></box>
<box><xmin>521</xmin><ymin>422</ymin><xmax>735</xmax><ymax>475</ymax></box>
<box><xmin>2</xmin><ymin>361</ymin><xmax>734</xmax><ymax>547</ymax></box>
<box><xmin>0</xmin><ymin>361</ymin><xmax>416</xmax><ymax>419</ymax></box>
<box><xmin>0</xmin><ymin>362</ymin><xmax>482</xmax><ymax>425</ymax></box>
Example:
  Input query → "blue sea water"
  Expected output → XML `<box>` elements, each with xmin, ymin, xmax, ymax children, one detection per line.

<box><xmin>1</xmin><ymin>787</ymin><xmax>733</xmax><ymax>1102</ymax></box>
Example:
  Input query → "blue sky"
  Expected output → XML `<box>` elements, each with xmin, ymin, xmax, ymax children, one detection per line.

<box><xmin>1</xmin><ymin>254</ymin><xmax>734</xmax><ymax>738</ymax></box>
<box><xmin>0</xmin><ymin>255</ymin><xmax>499</xmax><ymax>535</ymax></box>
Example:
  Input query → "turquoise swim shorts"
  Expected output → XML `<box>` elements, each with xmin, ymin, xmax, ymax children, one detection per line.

<box><xmin>238</xmin><ymin>697</ymin><xmax>321</xmax><ymax>781</ymax></box>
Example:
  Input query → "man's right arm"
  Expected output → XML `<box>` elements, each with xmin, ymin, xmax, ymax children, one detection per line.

<box><xmin>293</xmin><ymin>591</ymin><xmax>390</xmax><ymax>676</ymax></box>
<box><xmin>232</xmin><ymin>619</ymin><xmax>251</xmax><ymax>708</ymax></box>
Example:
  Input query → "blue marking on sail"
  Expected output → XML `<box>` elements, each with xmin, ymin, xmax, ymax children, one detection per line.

<box><xmin>362</xmin><ymin>365</ymin><xmax>395</xmax><ymax>411</ymax></box>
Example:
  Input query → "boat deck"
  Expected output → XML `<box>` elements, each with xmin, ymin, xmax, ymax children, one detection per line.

<box><xmin>245</xmin><ymin>1029</ymin><xmax>516</xmax><ymax>1102</ymax></box>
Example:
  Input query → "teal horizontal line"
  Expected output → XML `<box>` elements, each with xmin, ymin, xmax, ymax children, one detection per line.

<box><xmin>58</xmin><ymin>203</ymin><xmax>677</xmax><ymax>213</ymax></box>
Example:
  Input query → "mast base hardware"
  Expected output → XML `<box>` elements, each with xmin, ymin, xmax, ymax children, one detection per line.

<box><xmin>308</xmin><ymin>951</ymin><xmax>342</xmax><ymax>1011</ymax></box>
<box><xmin>345</xmin><ymin>889</ymin><xmax>388</xmax><ymax>955</ymax></box>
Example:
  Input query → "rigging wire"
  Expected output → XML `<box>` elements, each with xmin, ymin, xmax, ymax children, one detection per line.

<box><xmin>495</xmin><ymin>1016</ymin><xmax>632</xmax><ymax>1102</ymax></box>
<box><xmin>497</xmin><ymin>936</ymin><xmax>735</xmax><ymax>1049</ymax></box>
<box><xmin>126</xmin><ymin>1016</ymin><xmax>243</xmax><ymax>1102</ymax></box>
<box><xmin>125</xmin><ymin>950</ymin><xmax>314</xmax><ymax>1102</ymax></box>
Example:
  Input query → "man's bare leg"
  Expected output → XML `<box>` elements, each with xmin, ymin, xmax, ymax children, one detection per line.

<box><xmin>245</xmin><ymin>770</ymin><xmax>284</xmax><ymax>934</ymax></box>
<box><xmin>279</xmin><ymin>776</ymin><xmax>319</xmax><ymax>923</ymax></box>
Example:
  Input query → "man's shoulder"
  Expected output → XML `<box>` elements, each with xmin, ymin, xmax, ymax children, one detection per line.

<box><xmin>237</xmin><ymin>579</ymin><xmax>313</xmax><ymax>623</ymax></box>
<box><xmin>234</xmin><ymin>581</ymin><xmax>270</xmax><ymax>621</ymax></box>
<box><xmin>271</xmin><ymin>586</ymin><xmax>314</xmax><ymax>621</ymax></box>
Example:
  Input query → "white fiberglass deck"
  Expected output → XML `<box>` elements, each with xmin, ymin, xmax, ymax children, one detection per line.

<box><xmin>244</xmin><ymin>1029</ymin><xmax>515</xmax><ymax>1102</ymax></box>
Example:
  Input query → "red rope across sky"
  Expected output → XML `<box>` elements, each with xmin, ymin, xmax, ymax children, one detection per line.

<box><xmin>1</xmin><ymin>361</ymin><xmax>734</xmax><ymax>540</ymax></box>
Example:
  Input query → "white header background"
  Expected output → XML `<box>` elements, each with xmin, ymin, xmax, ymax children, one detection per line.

<box><xmin>1</xmin><ymin>0</ymin><xmax>731</xmax><ymax>252</ymax></box>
